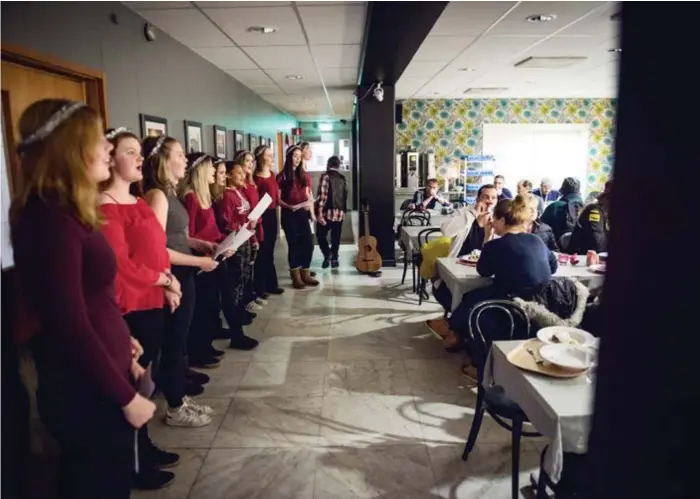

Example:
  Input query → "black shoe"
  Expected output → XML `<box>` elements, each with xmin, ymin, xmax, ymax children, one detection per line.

<box><xmin>189</xmin><ymin>356</ymin><xmax>221</xmax><ymax>369</ymax></box>
<box><xmin>268</xmin><ymin>287</ymin><xmax>285</xmax><ymax>295</ymax></box>
<box><xmin>185</xmin><ymin>368</ymin><xmax>210</xmax><ymax>385</ymax></box>
<box><xmin>184</xmin><ymin>380</ymin><xmax>205</xmax><ymax>396</ymax></box>
<box><xmin>133</xmin><ymin>468</ymin><xmax>175</xmax><ymax>490</ymax></box>
<box><xmin>214</xmin><ymin>327</ymin><xmax>230</xmax><ymax>340</ymax></box>
<box><xmin>209</xmin><ymin>346</ymin><xmax>226</xmax><ymax>359</ymax></box>
<box><xmin>322</xmin><ymin>258</ymin><xmax>330</xmax><ymax>269</ymax></box>
<box><xmin>229</xmin><ymin>334</ymin><xmax>260</xmax><ymax>351</ymax></box>
<box><xmin>331</xmin><ymin>260</ymin><xmax>339</xmax><ymax>268</ymax></box>
<box><xmin>261</xmin><ymin>292</ymin><xmax>270</xmax><ymax>299</ymax></box>
<box><xmin>143</xmin><ymin>445</ymin><xmax>180</xmax><ymax>469</ymax></box>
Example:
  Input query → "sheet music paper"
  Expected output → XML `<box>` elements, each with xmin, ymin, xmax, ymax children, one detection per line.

<box><xmin>247</xmin><ymin>193</ymin><xmax>271</xmax><ymax>222</ymax></box>
<box><xmin>213</xmin><ymin>227</ymin><xmax>255</xmax><ymax>260</ymax></box>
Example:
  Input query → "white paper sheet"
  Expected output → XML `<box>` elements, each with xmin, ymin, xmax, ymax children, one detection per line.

<box><xmin>214</xmin><ymin>226</ymin><xmax>254</xmax><ymax>260</ymax></box>
<box><xmin>247</xmin><ymin>193</ymin><xmax>271</xmax><ymax>222</ymax></box>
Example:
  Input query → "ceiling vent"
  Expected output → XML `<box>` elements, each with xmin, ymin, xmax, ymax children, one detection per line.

<box><xmin>463</xmin><ymin>87</ymin><xmax>509</xmax><ymax>95</ymax></box>
<box><xmin>514</xmin><ymin>56</ymin><xmax>587</xmax><ymax>69</ymax></box>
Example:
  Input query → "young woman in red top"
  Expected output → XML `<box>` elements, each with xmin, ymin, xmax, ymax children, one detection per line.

<box><xmin>253</xmin><ymin>144</ymin><xmax>284</xmax><ymax>295</ymax></box>
<box><xmin>10</xmin><ymin>99</ymin><xmax>155</xmax><ymax>499</ymax></box>
<box><xmin>99</xmin><ymin>128</ymin><xmax>181</xmax><ymax>490</ymax></box>
<box><xmin>183</xmin><ymin>153</ymin><xmax>259</xmax><ymax>353</ymax></box>
<box><xmin>277</xmin><ymin>146</ymin><xmax>319</xmax><ymax>289</ymax></box>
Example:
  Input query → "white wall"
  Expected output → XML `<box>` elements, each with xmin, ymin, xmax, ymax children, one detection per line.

<box><xmin>1</xmin><ymin>114</ymin><xmax>13</xmax><ymax>269</ymax></box>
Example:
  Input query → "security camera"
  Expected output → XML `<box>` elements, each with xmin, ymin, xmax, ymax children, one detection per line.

<box><xmin>373</xmin><ymin>82</ymin><xmax>384</xmax><ymax>102</ymax></box>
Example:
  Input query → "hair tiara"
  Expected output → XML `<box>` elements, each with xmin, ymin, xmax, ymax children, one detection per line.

<box><xmin>17</xmin><ymin>101</ymin><xmax>87</xmax><ymax>154</ymax></box>
<box><xmin>148</xmin><ymin>135</ymin><xmax>167</xmax><ymax>158</ymax></box>
<box><xmin>189</xmin><ymin>153</ymin><xmax>208</xmax><ymax>171</ymax></box>
<box><xmin>105</xmin><ymin>127</ymin><xmax>131</xmax><ymax>140</ymax></box>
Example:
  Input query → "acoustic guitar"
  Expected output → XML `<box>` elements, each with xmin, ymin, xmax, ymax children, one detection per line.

<box><xmin>355</xmin><ymin>204</ymin><xmax>383</xmax><ymax>274</ymax></box>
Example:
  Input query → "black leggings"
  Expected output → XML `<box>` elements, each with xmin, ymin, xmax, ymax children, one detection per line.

<box><xmin>317</xmin><ymin>219</ymin><xmax>343</xmax><ymax>260</ymax></box>
<box><xmin>160</xmin><ymin>265</ymin><xmax>195</xmax><ymax>408</ymax></box>
<box><xmin>124</xmin><ymin>307</ymin><xmax>165</xmax><ymax>369</ymax></box>
<box><xmin>281</xmin><ymin>208</ymin><xmax>314</xmax><ymax>270</ymax></box>
<box><xmin>254</xmin><ymin>208</ymin><xmax>280</xmax><ymax>293</ymax></box>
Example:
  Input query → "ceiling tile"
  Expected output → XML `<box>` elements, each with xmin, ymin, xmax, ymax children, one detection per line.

<box><xmin>225</xmin><ymin>69</ymin><xmax>276</xmax><ymax>86</ymax></box>
<box><xmin>192</xmin><ymin>46</ymin><xmax>257</xmax><ymax>70</ymax></box>
<box><xmin>310</xmin><ymin>44</ymin><xmax>360</xmax><ymax>68</ymax></box>
<box><xmin>204</xmin><ymin>6</ymin><xmax>306</xmax><ymax>46</ymax></box>
<box><xmin>319</xmin><ymin>67</ymin><xmax>357</xmax><ymax>87</ymax></box>
<box><xmin>401</xmin><ymin>61</ymin><xmax>447</xmax><ymax>79</ymax></box>
<box><xmin>137</xmin><ymin>8</ymin><xmax>233</xmax><ymax>48</ymax></box>
<box><xmin>245</xmin><ymin>45</ymin><xmax>315</xmax><ymax>70</ymax></box>
<box><xmin>488</xmin><ymin>2</ymin><xmax>608</xmax><ymax>36</ymax></box>
<box><xmin>298</xmin><ymin>4</ymin><xmax>366</xmax><ymax>44</ymax></box>
<box><xmin>396</xmin><ymin>77</ymin><xmax>430</xmax><ymax>100</ymax></box>
<box><xmin>447</xmin><ymin>36</ymin><xmax>541</xmax><ymax>69</ymax></box>
<box><xmin>560</xmin><ymin>2</ymin><xmax>620</xmax><ymax>36</ymax></box>
<box><xmin>412</xmin><ymin>36</ymin><xmax>477</xmax><ymax>62</ymax></box>
<box><xmin>430</xmin><ymin>2</ymin><xmax>519</xmax><ymax>36</ymax></box>
<box><xmin>195</xmin><ymin>2</ymin><xmax>292</xmax><ymax>7</ymax></box>
<box><xmin>125</xmin><ymin>2</ymin><xmax>192</xmax><ymax>10</ymax></box>
<box><xmin>247</xmin><ymin>85</ymin><xmax>284</xmax><ymax>95</ymax></box>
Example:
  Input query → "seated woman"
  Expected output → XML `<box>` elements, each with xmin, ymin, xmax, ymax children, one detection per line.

<box><xmin>524</xmin><ymin>193</ymin><xmax>558</xmax><ymax>251</ymax></box>
<box><xmin>408</xmin><ymin>178</ymin><xmax>451</xmax><ymax>210</ymax></box>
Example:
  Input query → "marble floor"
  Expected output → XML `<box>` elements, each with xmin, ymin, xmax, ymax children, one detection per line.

<box><xmin>136</xmin><ymin>244</ymin><xmax>544</xmax><ymax>499</ymax></box>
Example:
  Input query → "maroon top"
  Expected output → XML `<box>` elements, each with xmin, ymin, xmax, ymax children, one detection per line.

<box><xmin>243</xmin><ymin>181</ymin><xmax>264</xmax><ymax>242</ymax></box>
<box><xmin>277</xmin><ymin>170</ymin><xmax>312</xmax><ymax>206</ymax></box>
<box><xmin>182</xmin><ymin>192</ymin><xmax>223</xmax><ymax>243</ymax></box>
<box><xmin>11</xmin><ymin>197</ymin><xmax>136</xmax><ymax>407</ymax></box>
<box><xmin>100</xmin><ymin>198</ymin><xmax>170</xmax><ymax>314</ymax></box>
<box><xmin>214</xmin><ymin>188</ymin><xmax>258</xmax><ymax>245</ymax></box>
<box><xmin>254</xmin><ymin>173</ymin><xmax>280</xmax><ymax>210</ymax></box>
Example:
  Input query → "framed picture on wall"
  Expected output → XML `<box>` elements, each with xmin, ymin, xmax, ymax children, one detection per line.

<box><xmin>258</xmin><ymin>136</ymin><xmax>265</xmax><ymax>148</ymax></box>
<box><xmin>233</xmin><ymin>130</ymin><xmax>245</xmax><ymax>156</ymax></box>
<box><xmin>214</xmin><ymin>125</ymin><xmax>227</xmax><ymax>159</ymax></box>
<box><xmin>184</xmin><ymin>120</ymin><xmax>203</xmax><ymax>154</ymax></box>
<box><xmin>248</xmin><ymin>134</ymin><xmax>258</xmax><ymax>151</ymax></box>
<box><xmin>139</xmin><ymin>114</ymin><xmax>168</xmax><ymax>138</ymax></box>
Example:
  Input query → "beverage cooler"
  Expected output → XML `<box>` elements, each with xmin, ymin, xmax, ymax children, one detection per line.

<box><xmin>396</xmin><ymin>151</ymin><xmax>434</xmax><ymax>189</ymax></box>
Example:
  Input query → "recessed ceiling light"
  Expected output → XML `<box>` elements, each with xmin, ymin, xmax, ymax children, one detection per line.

<box><xmin>457</xmin><ymin>67</ymin><xmax>476</xmax><ymax>72</ymax></box>
<box><xmin>285</xmin><ymin>75</ymin><xmax>304</xmax><ymax>80</ymax></box>
<box><xmin>526</xmin><ymin>14</ymin><xmax>557</xmax><ymax>23</ymax></box>
<box><xmin>608</xmin><ymin>48</ymin><xmax>622</xmax><ymax>53</ymax></box>
<box><xmin>247</xmin><ymin>26</ymin><xmax>278</xmax><ymax>34</ymax></box>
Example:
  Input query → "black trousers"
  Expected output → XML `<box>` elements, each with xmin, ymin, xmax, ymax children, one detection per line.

<box><xmin>317</xmin><ymin>219</ymin><xmax>343</xmax><ymax>260</ymax></box>
<box><xmin>160</xmin><ymin>265</ymin><xmax>195</xmax><ymax>408</ymax></box>
<box><xmin>281</xmin><ymin>208</ymin><xmax>314</xmax><ymax>270</ymax></box>
<box><xmin>223</xmin><ymin>241</ymin><xmax>252</xmax><ymax>310</ymax></box>
<box><xmin>124</xmin><ymin>307</ymin><xmax>165</xmax><ymax>369</ymax></box>
<box><xmin>254</xmin><ymin>208</ymin><xmax>280</xmax><ymax>293</ymax></box>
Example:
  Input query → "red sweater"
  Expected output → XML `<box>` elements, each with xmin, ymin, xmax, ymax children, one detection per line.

<box><xmin>100</xmin><ymin>199</ymin><xmax>170</xmax><ymax>314</ymax></box>
<box><xmin>277</xmin><ymin>171</ymin><xmax>312</xmax><ymax>206</ymax></box>
<box><xmin>214</xmin><ymin>188</ymin><xmax>257</xmax><ymax>245</ymax></box>
<box><xmin>243</xmin><ymin>181</ymin><xmax>264</xmax><ymax>242</ymax></box>
<box><xmin>254</xmin><ymin>173</ymin><xmax>280</xmax><ymax>210</ymax></box>
<box><xmin>182</xmin><ymin>192</ymin><xmax>223</xmax><ymax>243</ymax></box>
<box><xmin>11</xmin><ymin>197</ymin><xmax>136</xmax><ymax>407</ymax></box>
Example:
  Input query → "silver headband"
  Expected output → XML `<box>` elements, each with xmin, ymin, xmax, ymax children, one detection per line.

<box><xmin>105</xmin><ymin>127</ymin><xmax>130</xmax><ymax>140</ymax></box>
<box><xmin>17</xmin><ymin>101</ymin><xmax>87</xmax><ymax>154</ymax></box>
<box><xmin>148</xmin><ymin>135</ymin><xmax>167</xmax><ymax>158</ymax></box>
<box><xmin>190</xmin><ymin>154</ymin><xmax>208</xmax><ymax>169</ymax></box>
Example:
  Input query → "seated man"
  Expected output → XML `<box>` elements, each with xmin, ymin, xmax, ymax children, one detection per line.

<box><xmin>408</xmin><ymin>178</ymin><xmax>451</xmax><ymax>210</ymax></box>
<box><xmin>568</xmin><ymin>180</ymin><xmax>611</xmax><ymax>254</ymax></box>
<box><xmin>533</xmin><ymin>177</ymin><xmax>560</xmax><ymax>203</ymax></box>
<box><xmin>517</xmin><ymin>179</ymin><xmax>544</xmax><ymax>217</ymax></box>
<box><xmin>494</xmin><ymin>174</ymin><xmax>513</xmax><ymax>201</ymax></box>
<box><xmin>541</xmin><ymin>177</ymin><xmax>584</xmax><ymax>242</ymax></box>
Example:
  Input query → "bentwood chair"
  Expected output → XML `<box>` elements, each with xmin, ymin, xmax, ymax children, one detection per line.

<box><xmin>414</xmin><ymin>227</ymin><xmax>442</xmax><ymax>303</ymax></box>
<box><xmin>399</xmin><ymin>210</ymin><xmax>431</xmax><ymax>286</ymax></box>
<box><xmin>462</xmin><ymin>300</ymin><xmax>541</xmax><ymax>499</ymax></box>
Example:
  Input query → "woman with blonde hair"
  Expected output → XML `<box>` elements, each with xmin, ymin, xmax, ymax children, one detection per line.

<box><xmin>10</xmin><ymin>99</ymin><xmax>155</xmax><ymax>498</ymax></box>
<box><xmin>141</xmin><ymin>137</ymin><xmax>215</xmax><ymax>428</ymax></box>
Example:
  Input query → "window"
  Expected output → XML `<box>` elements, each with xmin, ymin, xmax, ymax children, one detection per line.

<box><xmin>483</xmin><ymin>124</ymin><xmax>589</xmax><ymax>197</ymax></box>
<box><xmin>306</xmin><ymin>141</ymin><xmax>335</xmax><ymax>172</ymax></box>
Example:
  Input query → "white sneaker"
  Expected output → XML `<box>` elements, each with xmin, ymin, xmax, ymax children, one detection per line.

<box><xmin>183</xmin><ymin>396</ymin><xmax>214</xmax><ymax>416</ymax></box>
<box><xmin>254</xmin><ymin>297</ymin><xmax>268</xmax><ymax>306</ymax></box>
<box><xmin>165</xmin><ymin>404</ymin><xmax>212</xmax><ymax>427</ymax></box>
<box><xmin>245</xmin><ymin>301</ymin><xmax>262</xmax><ymax>312</ymax></box>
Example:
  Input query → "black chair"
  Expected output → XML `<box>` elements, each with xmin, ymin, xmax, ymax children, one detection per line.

<box><xmin>414</xmin><ymin>227</ymin><xmax>442</xmax><ymax>304</ymax></box>
<box><xmin>462</xmin><ymin>300</ymin><xmax>541</xmax><ymax>499</ymax></box>
<box><xmin>399</xmin><ymin>210</ymin><xmax>431</xmax><ymax>286</ymax></box>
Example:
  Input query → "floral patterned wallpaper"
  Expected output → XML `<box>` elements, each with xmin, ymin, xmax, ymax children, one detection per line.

<box><xmin>396</xmin><ymin>98</ymin><xmax>616</xmax><ymax>192</ymax></box>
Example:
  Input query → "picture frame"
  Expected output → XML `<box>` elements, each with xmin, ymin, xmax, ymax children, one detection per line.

<box><xmin>233</xmin><ymin>130</ymin><xmax>245</xmax><ymax>156</ymax></box>
<box><xmin>184</xmin><ymin>120</ymin><xmax>203</xmax><ymax>154</ymax></box>
<box><xmin>214</xmin><ymin>125</ymin><xmax>227</xmax><ymax>159</ymax></box>
<box><xmin>248</xmin><ymin>133</ymin><xmax>258</xmax><ymax>152</ymax></box>
<box><xmin>258</xmin><ymin>136</ymin><xmax>265</xmax><ymax>148</ymax></box>
<box><xmin>139</xmin><ymin>114</ymin><xmax>168</xmax><ymax>138</ymax></box>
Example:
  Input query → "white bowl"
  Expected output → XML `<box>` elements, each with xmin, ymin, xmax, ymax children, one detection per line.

<box><xmin>537</xmin><ymin>327</ymin><xmax>596</xmax><ymax>347</ymax></box>
<box><xmin>539</xmin><ymin>344</ymin><xmax>590</xmax><ymax>371</ymax></box>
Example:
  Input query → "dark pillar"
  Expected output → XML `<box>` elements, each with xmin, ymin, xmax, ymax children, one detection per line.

<box><xmin>351</xmin><ymin>117</ymin><xmax>359</xmax><ymax>211</ymax></box>
<box><xmin>357</xmin><ymin>84</ymin><xmax>396</xmax><ymax>266</ymax></box>
<box><xmin>582</xmin><ymin>3</ymin><xmax>694</xmax><ymax>498</ymax></box>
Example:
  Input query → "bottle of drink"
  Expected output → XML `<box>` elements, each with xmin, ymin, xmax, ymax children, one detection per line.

<box><xmin>587</xmin><ymin>250</ymin><xmax>599</xmax><ymax>267</ymax></box>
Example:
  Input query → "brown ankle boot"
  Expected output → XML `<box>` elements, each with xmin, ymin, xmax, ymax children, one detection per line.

<box><xmin>300</xmin><ymin>268</ymin><xmax>319</xmax><ymax>286</ymax></box>
<box><xmin>290</xmin><ymin>269</ymin><xmax>306</xmax><ymax>289</ymax></box>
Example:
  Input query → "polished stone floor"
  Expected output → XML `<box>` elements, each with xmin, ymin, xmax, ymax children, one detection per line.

<box><xmin>136</xmin><ymin>244</ymin><xmax>544</xmax><ymax>499</ymax></box>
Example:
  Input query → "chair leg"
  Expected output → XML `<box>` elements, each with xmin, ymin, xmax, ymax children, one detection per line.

<box><xmin>411</xmin><ymin>260</ymin><xmax>417</xmax><ymax>292</ymax></box>
<box><xmin>462</xmin><ymin>391</ymin><xmax>485</xmax><ymax>461</ymax></box>
<box><xmin>418</xmin><ymin>279</ymin><xmax>424</xmax><ymax>305</ymax></box>
<box><xmin>511</xmin><ymin>418</ymin><xmax>523</xmax><ymax>499</ymax></box>
<box><xmin>535</xmin><ymin>445</ymin><xmax>550</xmax><ymax>499</ymax></box>
<box><xmin>401</xmin><ymin>250</ymin><xmax>408</xmax><ymax>284</ymax></box>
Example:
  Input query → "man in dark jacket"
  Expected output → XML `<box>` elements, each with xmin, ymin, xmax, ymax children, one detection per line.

<box><xmin>541</xmin><ymin>177</ymin><xmax>584</xmax><ymax>242</ymax></box>
<box><xmin>315</xmin><ymin>156</ymin><xmax>348</xmax><ymax>268</ymax></box>
<box><xmin>568</xmin><ymin>180</ymin><xmax>611</xmax><ymax>254</ymax></box>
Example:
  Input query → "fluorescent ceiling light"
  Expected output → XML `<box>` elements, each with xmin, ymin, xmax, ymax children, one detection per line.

<box><xmin>318</xmin><ymin>123</ymin><xmax>333</xmax><ymax>132</ymax></box>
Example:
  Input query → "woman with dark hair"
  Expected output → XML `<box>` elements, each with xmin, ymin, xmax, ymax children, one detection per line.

<box><xmin>141</xmin><ymin>136</ymin><xmax>215</xmax><ymax>428</ymax></box>
<box><xmin>100</xmin><ymin>128</ymin><xmax>180</xmax><ymax>489</ymax></box>
<box><xmin>254</xmin><ymin>144</ymin><xmax>284</xmax><ymax>295</ymax></box>
<box><xmin>277</xmin><ymin>146</ymin><xmax>318</xmax><ymax>289</ymax></box>
<box><xmin>11</xmin><ymin>99</ymin><xmax>155</xmax><ymax>498</ymax></box>
<box><xmin>210</xmin><ymin>157</ymin><xmax>227</xmax><ymax>202</ymax></box>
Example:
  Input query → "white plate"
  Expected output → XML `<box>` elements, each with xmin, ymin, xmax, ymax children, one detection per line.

<box><xmin>598</xmin><ymin>252</ymin><xmax>608</xmax><ymax>261</ymax></box>
<box><xmin>537</xmin><ymin>326</ymin><xmax>596</xmax><ymax>347</ymax></box>
<box><xmin>589</xmin><ymin>263</ymin><xmax>606</xmax><ymax>274</ymax></box>
<box><xmin>539</xmin><ymin>344</ymin><xmax>590</xmax><ymax>371</ymax></box>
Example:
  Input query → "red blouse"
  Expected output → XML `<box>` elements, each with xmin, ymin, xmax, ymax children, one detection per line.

<box><xmin>214</xmin><ymin>188</ymin><xmax>258</xmax><ymax>245</ymax></box>
<box><xmin>254</xmin><ymin>173</ymin><xmax>280</xmax><ymax>210</ymax></box>
<box><xmin>182</xmin><ymin>192</ymin><xmax>223</xmax><ymax>243</ymax></box>
<box><xmin>243</xmin><ymin>181</ymin><xmax>264</xmax><ymax>243</ymax></box>
<box><xmin>277</xmin><ymin>171</ymin><xmax>312</xmax><ymax>206</ymax></box>
<box><xmin>100</xmin><ymin>198</ymin><xmax>170</xmax><ymax>314</ymax></box>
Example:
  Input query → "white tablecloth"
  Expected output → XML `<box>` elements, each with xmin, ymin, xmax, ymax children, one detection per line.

<box><xmin>436</xmin><ymin>257</ymin><xmax>605</xmax><ymax>312</ymax></box>
<box><xmin>399</xmin><ymin>226</ymin><xmax>443</xmax><ymax>254</ymax></box>
<box><xmin>483</xmin><ymin>340</ymin><xmax>594</xmax><ymax>482</ymax></box>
